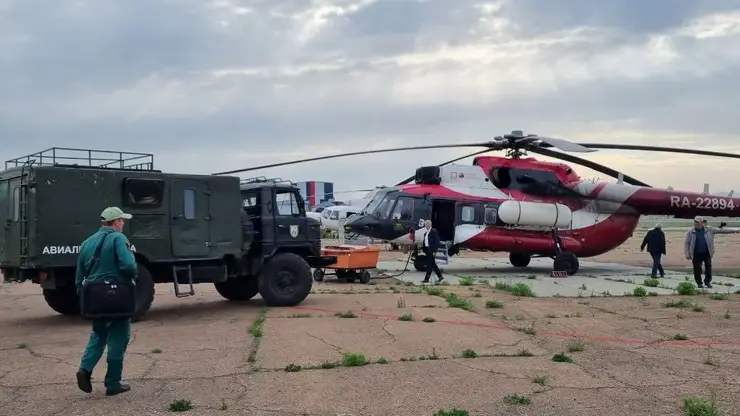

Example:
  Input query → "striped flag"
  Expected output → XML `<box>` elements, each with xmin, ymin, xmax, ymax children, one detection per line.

<box><xmin>295</xmin><ymin>181</ymin><xmax>334</xmax><ymax>208</ymax></box>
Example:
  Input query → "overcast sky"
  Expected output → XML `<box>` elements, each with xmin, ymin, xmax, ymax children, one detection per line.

<box><xmin>2</xmin><ymin>0</ymin><xmax>740</xmax><ymax>200</ymax></box>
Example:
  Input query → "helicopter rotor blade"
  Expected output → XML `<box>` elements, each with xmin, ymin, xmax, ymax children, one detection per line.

<box><xmin>532</xmin><ymin>136</ymin><xmax>596</xmax><ymax>153</ymax></box>
<box><xmin>575</xmin><ymin>144</ymin><xmax>740</xmax><ymax>159</ymax></box>
<box><xmin>212</xmin><ymin>142</ymin><xmax>497</xmax><ymax>175</ymax></box>
<box><xmin>526</xmin><ymin>147</ymin><xmax>652</xmax><ymax>187</ymax></box>
<box><xmin>396</xmin><ymin>148</ymin><xmax>496</xmax><ymax>186</ymax></box>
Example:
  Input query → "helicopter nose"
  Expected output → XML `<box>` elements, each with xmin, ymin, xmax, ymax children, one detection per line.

<box><xmin>343</xmin><ymin>214</ymin><xmax>375</xmax><ymax>236</ymax></box>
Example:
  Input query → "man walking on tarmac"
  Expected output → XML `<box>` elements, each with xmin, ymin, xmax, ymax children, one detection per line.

<box><xmin>75</xmin><ymin>207</ymin><xmax>138</xmax><ymax>396</ymax></box>
<box><xmin>421</xmin><ymin>220</ymin><xmax>444</xmax><ymax>284</ymax></box>
<box><xmin>684</xmin><ymin>216</ymin><xmax>740</xmax><ymax>289</ymax></box>
<box><xmin>641</xmin><ymin>223</ymin><xmax>666</xmax><ymax>278</ymax></box>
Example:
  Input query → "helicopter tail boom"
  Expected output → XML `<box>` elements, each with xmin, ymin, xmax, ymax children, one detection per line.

<box><xmin>580</xmin><ymin>181</ymin><xmax>740</xmax><ymax>218</ymax></box>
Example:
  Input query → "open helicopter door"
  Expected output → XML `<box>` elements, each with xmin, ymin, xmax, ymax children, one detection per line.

<box><xmin>431</xmin><ymin>199</ymin><xmax>456</xmax><ymax>242</ymax></box>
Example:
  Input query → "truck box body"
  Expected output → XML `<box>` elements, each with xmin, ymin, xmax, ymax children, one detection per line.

<box><xmin>0</xmin><ymin>165</ymin><xmax>244</xmax><ymax>272</ymax></box>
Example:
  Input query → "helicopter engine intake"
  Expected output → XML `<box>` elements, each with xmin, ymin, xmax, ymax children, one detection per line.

<box><xmin>498</xmin><ymin>200</ymin><xmax>572</xmax><ymax>229</ymax></box>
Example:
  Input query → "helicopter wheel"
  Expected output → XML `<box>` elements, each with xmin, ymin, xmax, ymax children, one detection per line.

<box><xmin>509</xmin><ymin>253</ymin><xmax>531</xmax><ymax>268</ymax></box>
<box><xmin>553</xmin><ymin>252</ymin><xmax>579</xmax><ymax>276</ymax></box>
<box><xmin>413</xmin><ymin>255</ymin><xmax>427</xmax><ymax>272</ymax></box>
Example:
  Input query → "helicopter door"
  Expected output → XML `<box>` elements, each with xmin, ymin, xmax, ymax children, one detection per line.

<box><xmin>431</xmin><ymin>200</ymin><xmax>456</xmax><ymax>241</ymax></box>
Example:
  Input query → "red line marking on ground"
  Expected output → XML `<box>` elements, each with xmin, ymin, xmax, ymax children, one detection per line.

<box><xmin>292</xmin><ymin>306</ymin><xmax>740</xmax><ymax>348</ymax></box>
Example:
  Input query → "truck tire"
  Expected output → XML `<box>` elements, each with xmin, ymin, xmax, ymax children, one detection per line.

<box><xmin>258</xmin><ymin>252</ymin><xmax>312</xmax><ymax>307</ymax></box>
<box><xmin>43</xmin><ymin>286</ymin><xmax>80</xmax><ymax>316</ymax></box>
<box><xmin>132</xmin><ymin>263</ymin><xmax>156</xmax><ymax>322</ymax></box>
<box><xmin>214</xmin><ymin>276</ymin><xmax>260</xmax><ymax>301</ymax></box>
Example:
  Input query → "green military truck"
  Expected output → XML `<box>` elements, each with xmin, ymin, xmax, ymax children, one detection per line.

<box><xmin>0</xmin><ymin>148</ymin><xmax>335</xmax><ymax>320</ymax></box>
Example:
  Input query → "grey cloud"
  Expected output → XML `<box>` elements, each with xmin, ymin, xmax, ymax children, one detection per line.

<box><xmin>1</xmin><ymin>0</ymin><xmax>740</xmax><ymax>193</ymax></box>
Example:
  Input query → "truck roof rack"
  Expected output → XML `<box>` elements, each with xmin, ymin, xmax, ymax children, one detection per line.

<box><xmin>240</xmin><ymin>176</ymin><xmax>296</xmax><ymax>187</ymax></box>
<box><xmin>4</xmin><ymin>147</ymin><xmax>155</xmax><ymax>171</ymax></box>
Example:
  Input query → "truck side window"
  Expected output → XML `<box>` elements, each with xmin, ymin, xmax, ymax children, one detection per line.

<box><xmin>12</xmin><ymin>187</ymin><xmax>19</xmax><ymax>222</ymax></box>
<box><xmin>183</xmin><ymin>189</ymin><xmax>196</xmax><ymax>220</ymax></box>
<box><xmin>275</xmin><ymin>190</ymin><xmax>300</xmax><ymax>217</ymax></box>
<box><xmin>123</xmin><ymin>178</ymin><xmax>164</xmax><ymax>207</ymax></box>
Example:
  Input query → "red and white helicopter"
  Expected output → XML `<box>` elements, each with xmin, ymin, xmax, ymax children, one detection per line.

<box><xmin>215</xmin><ymin>131</ymin><xmax>740</xmax><ymax>275</ymax></box>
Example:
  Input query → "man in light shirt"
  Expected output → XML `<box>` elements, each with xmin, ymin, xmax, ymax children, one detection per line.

<box><xmin>421</xmin><ymin>220</ymin><xmax>443</xmax><ymax>283</ymax></box>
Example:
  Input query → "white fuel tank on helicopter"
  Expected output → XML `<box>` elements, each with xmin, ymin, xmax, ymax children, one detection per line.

<box><xmin>497</xmin><ymin>200</ymin><xmax>572</xmax><ymax>229</ymax></box>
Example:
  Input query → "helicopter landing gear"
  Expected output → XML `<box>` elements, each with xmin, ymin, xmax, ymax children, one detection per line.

<box><xmin>411</xmin><ymin>246</ymin><xmax>427</xmax><ymax>272</ymax></box>
<box><xmin>553</xmin><ymin>252</ymin><xmax>579</xmax><ymax>275</ymax></box>
<box><xmin>509</xmin><ymin>253</ymin><xmax>531</xmax><ymax>268</ymax></box>
<box><xmin>549</xmin><ymin>228</ymin><xmax>579</xmax><ymax>275</ymax></box>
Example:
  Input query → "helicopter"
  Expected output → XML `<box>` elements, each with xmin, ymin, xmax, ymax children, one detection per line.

<box><xmin>214</xmin><ymin>130</ymin><xmax>740</xmax><ymax>275</ymax></box>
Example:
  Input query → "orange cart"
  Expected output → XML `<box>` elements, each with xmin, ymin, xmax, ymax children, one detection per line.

<box><xmin>313</xmin><ymin>245</ymin><xmax>380</xmax><ymax>284</ymax></box>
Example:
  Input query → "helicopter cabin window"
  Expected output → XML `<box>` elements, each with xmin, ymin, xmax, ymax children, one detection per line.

<box><xmin>322</xmin><ymin>209</ymin><xmax>331</xmax><ymax>219</ymax></box>
<box><xmin>330</xmin><ymin>210</ymin><xmax>339</xmax><ymax>220</ymax></box>
<box><xmin>275</xmin><ymin>190</ymin><xmax>301</xmax><ymax>217</ymax></box>
<box><xmin>391</xmin><ymin>197</ymin><xmax>415</xmax><ymax>221</ymax></box>
<box><xmin>123</xmin><ymin>178</ymin><xmax>165</xmax><ymax>208</ymax></box>
<box><xmin>484</xmin><ymin>206</ymin><xmax>498</xmax><ymax>225</ymax></box>
<box><xmin>460</xmin><ymin>205</ymin><xmax>476</xmax><ymax>223</ymax></box>
<box><xmin>183</xmin><ymin>189</ymin><xmax>196</xmax><ymax>220</ymax></box>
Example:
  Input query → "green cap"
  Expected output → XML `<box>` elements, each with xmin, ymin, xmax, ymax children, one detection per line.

<box><xmin>100</xmin><ymin>206</ymin><xmax>132</xmax><ymax>221</ymax></box>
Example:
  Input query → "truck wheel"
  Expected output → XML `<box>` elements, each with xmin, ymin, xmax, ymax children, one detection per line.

<box><xmin>132</xmin><ymin>263</ymin><xmax>156</xmax><ymax>322</ymax></box>
<box><xmin>359</xmin><ymin>270</ymin><xmax>371</xmax><ymax>284</ymax></box>
<box><xmin>312</xmin><ymin>269</ymin><xmax>325</xmax><ymax>282</ymax></box>
<box><xmin>258</xmin><ymin>252</ymin><xmax>312</xmax><ymax>307</ymax></box>
<box><xmin>43</xmin><ymin>286</ymin><xmax>80</xmax><ymax>316</ymax></box>
<box><xmin>214</xmin><ymin>276</ymin><xmax>260</xmax><ymax>301</ymax></box>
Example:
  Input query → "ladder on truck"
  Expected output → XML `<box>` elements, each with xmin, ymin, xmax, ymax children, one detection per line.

<box><xmin>18</xmin><ymin>163</ymin><xmax>32</xmax><ymax>268</ymax></box>
<box><xmin>171</xmin><ymin>264</ymin><xmax>195</xmax><ymax>298</ymax></box>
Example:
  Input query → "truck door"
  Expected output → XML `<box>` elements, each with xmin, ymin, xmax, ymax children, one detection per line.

<box><xmin>0</xmin><ymin>179</ymin><xmax>10</xmax><ymax>265</ymax></box>
<box><xmin>271</xmin><ymin>188</ymin><xmax>308</xmax><ymax>246</ymax></box>
<box><xmin>170</xmin><ymin>179</ymin><xmax>211</xmax><ymax>257</ymax></box>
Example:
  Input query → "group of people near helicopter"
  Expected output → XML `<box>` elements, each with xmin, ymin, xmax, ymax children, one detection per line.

<box><xmin>640</xmin><ymin>216</ymin><xmax>740</xmax><ymax>289</ymax></box>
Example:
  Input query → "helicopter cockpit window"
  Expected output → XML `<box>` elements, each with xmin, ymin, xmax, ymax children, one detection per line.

<box><xmin>364</xmin><ymin>191</ymin><xmax>387</xmax><ymax>215</ymax></box>
<box><xmin>391</xmin><ymin>197</ymin><xmax>415</xmax><ymax>221</ymax></box>
<box><xmin>330</xmin><ymin>210</ymin><xmax>339</xmax><ymax>220</ymax></box>
<box><xmin>371</xmin><ymin>192</ymin><xmax>398</xmax><ymax>220</ymax></box>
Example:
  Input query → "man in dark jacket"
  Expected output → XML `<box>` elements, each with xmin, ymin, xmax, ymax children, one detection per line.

<box><xmin>641</xmin><ymin>223</ymin><xmax>666</xmax><ymax>278</ymax></box>
<box><xmin>75</xmin><ymin>207</ymin><xmax>138</xmax><ymax>396</ymax></box>
<box><xmin>421</xmin><ymin>220</ymin><xmax>443</xmax><ymax>283</ymax></box>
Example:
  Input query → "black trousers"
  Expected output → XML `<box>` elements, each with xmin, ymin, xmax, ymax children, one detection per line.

<box><xmin>692</xmin><ymin>252</ymin><xmax>712</xmax><ymax>285</ymax></box>
<box><xmin>649</xmin><ymin>252</ymin><xmax>664</xmax><ymax>277</ymax></box>
<box><xmin>423</xmin><ymin>247</ymin><xmax>442</xmax><ymax>280</ymax></box>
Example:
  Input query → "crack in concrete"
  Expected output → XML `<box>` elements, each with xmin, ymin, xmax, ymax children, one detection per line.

<box><xmin>306</xmin><ymin>333</ymin><xmax>343</xmax><ymax>354</ymax></box>
<box><xmin>380</xmin><ymin>319</ymin><xmax>398</xmax><ymax>346</ymax></box>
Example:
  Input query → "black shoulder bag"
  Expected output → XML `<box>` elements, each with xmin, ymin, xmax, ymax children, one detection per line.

<box><xmin>79</xmin><ymin>233</ymin><xmax>137</xmax><ymax>319</ymax></box>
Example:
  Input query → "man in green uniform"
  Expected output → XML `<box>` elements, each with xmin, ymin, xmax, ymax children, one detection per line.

<box><xmin>75</xmin><ymin>207</ymin><xmax>138</xmax><ymax>396</ymax></box>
